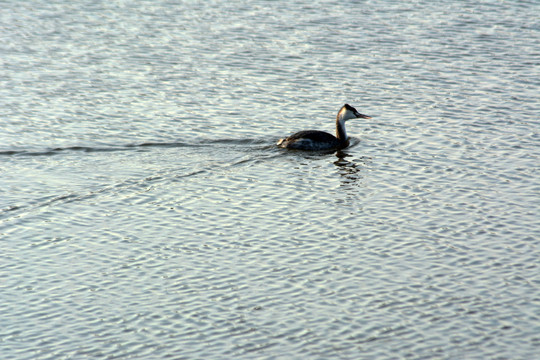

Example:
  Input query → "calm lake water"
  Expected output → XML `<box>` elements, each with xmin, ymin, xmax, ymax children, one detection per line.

<box><xmin>1</xmin><ymin>0</ymin><xmax>539</xmax><ymax>359</ymax></box>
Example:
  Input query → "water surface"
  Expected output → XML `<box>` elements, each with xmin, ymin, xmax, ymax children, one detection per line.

<box><xmin>1</xmin><ymin>0</ymin><xmax>539</xmax><ymax>359</ymax></box>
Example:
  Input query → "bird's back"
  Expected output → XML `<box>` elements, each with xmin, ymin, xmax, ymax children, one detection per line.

<box><xmin>285</xmin><ymin>130</ymin><xmax>336</xmax><ymax>142</ymax></box>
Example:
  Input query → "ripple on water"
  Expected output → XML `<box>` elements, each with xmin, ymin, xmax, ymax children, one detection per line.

<box><xmin>2</xmin><ymin>0</ymin><xmax>540</xmax><ymax>359</ymax></box>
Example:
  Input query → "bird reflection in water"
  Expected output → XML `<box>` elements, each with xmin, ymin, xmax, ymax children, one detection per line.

<box><xmin>334</xmin><ymin>150</ymin><xmax>370</xmax><ymax>187</ymax></box>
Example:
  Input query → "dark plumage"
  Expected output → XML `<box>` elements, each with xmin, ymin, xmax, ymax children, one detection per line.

<box><xmin>277</xmin><ymin>104</ymin><xmax>371</xmax><ymax>151</ymax></box>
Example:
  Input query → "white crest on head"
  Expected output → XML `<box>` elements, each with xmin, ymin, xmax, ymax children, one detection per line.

<box><xmin>338</xmin><ymin>106</ymin><xmax>357</xmax><ymax>122</ymax></box>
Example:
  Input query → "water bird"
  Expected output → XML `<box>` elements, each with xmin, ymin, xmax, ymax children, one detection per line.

<box><xmin>277</xmin><ymin>104</ymin><xmax>371</xmax><ymax>151</ymax></box>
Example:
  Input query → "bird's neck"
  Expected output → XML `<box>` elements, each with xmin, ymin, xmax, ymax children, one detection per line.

<box><xmin>336</xmin><ymin>116</ymin><xmax>347</xmax><ymax>141</ymax></box>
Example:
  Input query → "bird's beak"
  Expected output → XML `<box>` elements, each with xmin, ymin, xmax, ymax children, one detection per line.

<box><xmin>356</xmin><ymin>113</ymin><xmax>371</xmax><ymax>119</ymax></box>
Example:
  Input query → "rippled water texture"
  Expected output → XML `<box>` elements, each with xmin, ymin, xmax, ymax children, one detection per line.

<box><xmin>1</xmin><ymin>0</ymin><xmax>539</xmax><ymax>359</ymax></box>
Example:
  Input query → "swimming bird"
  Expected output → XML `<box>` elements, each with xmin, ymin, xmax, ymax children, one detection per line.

<box><xmin>277</xmin><ymin>104</ymin><xmax>371</xmax><ymax>151</ymax></box>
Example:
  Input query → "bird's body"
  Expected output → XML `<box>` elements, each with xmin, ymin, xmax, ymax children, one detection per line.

<box><xmin>277</xmin><ymin>104</ymin><xmax>370</xmax><ymax>151</ymax></box>
<box><xmin>277</xmin><ymin>130</ymin><xmax>346</xmax><ymax>151</ymax></box>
